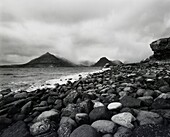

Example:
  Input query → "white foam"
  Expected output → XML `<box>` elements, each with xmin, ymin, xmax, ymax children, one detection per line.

<box><xmin>26</xmin><ymin>68</ymin><xmax>110</xmax><ymax>92</ymax></box>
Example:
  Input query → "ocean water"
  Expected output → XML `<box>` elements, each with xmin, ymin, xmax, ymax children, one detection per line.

<box><xmin>0</xmin><ymin>67</ymin><xmax>100</xmax><ymax>92</ymax></box>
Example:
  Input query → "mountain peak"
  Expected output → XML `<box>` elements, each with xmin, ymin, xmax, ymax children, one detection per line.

<box><xmin>24</xmin><ymin>52</ymin><xmax>76</xmax><ymax>67</ymax></box>
<box><xmin>93</xmin><ymin>57</ymin><xmax>111</xmax><ymax>67</ymax></box>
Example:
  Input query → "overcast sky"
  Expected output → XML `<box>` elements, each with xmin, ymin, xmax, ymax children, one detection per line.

<box><xmin>0</xmin><ymin>0</ymin><xmax>170</xmax><ymax>65</ymax></box>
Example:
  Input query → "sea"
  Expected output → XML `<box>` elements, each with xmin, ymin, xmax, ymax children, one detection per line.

<box><xmin>0</xmin><ymin>67</ymin><xmax>100</xmax><ymax>92</ymax></box>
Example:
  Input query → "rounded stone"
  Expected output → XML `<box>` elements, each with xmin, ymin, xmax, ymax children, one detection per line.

<box><xmin>111</xmin><ymin>112</ymin><xmax>136</xmax><ymax>129</ymax></box>
<box><xmin>75</xmin><ymin>113</ymin><xmax>89</xmax><ymax>125</ymax></box>
<box><xmin>70</xmin><ymin>124</ymin><xmax>101</xmax><ymax>137</ymax></box>
<box><xmin>93</xmin><ymin>101</ymin><xmax>104</xmax><ymax>108</ymax></box>
<box><xmin>30</xmin><ymin>119</ymin><xmax>50</xmax><ymax>136</ymax></box>
<box><xmin>36</xmin><ymin>109</ymin><xmax>59</xmax><ymax>121</ymax></box>
<box><xmin>136</xmin><ymin>110</ymin><xmax>163</xmax><ymax>125</ymax></box>
<box><xmin>91</xmin><ymin>120</ymin><xmax>117</xmax><ymax>134</ymax></box>
<box><xmin>107</xmin><ymin>102</ymin><xmax>122</xmax><ymax>110</ymax></box>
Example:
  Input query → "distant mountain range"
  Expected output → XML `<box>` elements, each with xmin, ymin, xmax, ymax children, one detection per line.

<box><xmin>0</xmin><ymin>52</ymin><xmax>123</xmax><ymax>68</ymax></box>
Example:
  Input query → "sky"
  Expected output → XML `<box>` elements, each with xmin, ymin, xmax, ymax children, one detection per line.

<box><xmin>0</xmin><ymin>0</ymin><xmax>170</xmax><ymax>65</ymax></box>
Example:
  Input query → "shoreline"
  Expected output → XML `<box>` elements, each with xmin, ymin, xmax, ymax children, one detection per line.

<box><xmin>0</xmin><ymin>63</ymin><xmax>170</xmax><ymax>137</ymax></box>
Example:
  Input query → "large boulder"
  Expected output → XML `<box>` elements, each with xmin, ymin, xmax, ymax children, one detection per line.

<box><xmin>111</xmin><ymin>112</ymin><xmax>136</xmax><ymax>129</ymax></box>
<box><xmin>70</xmin><ymin>124</ymin><xmax>101</xmax><ymax>137</ymax></box>
<box><xmin>89</xmin><ymin>106</ymin><xmax>111</xmax><ymax>122</ymax></box>
<box><xmin>136</xmin><ymin>110</ymin><xmax>163</xmax><ymax>125</ymax></box>
<box><xmin>120</xmin><ymin>96</ymin><xmax>141</xmax><ymax>108</ymax></box>
<box><xmin>30</xmin><ymin>119</ymin><xmax>50</xmax><ymax>136</ymax></box>
<box><xmin>36</xmin><ymin>109</ymin><xmax>59</xmax><ymax>121</ymax></box>
<box><xmin>150</xmin><ymin>37</ymin><xmax>170</xmax><ymax>60</ymax></box>
<box><xmin>132</xmin><ymin>124</ymin><xmax>170</xmax><ymax>137</ymax></box>
<box><xmin>1</xmin><ymin>121</ymin><xmax>31</xmax><ymax>137</ymax></box>
<box><xmin>91</xmin><ymin>120</ymin><xmax>117</xmax><ymax>134</ymax></box>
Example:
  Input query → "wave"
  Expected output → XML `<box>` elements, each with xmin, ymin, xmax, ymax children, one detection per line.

<box><xmin>26</xmin><ymin>68</ymin><xmax>110</xmax><ymax>92</ymax></box>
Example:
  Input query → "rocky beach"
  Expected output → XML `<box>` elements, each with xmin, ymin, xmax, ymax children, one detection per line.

<box><xmin>0</xmin><ymin>37</ymin><xmax>170</xmax><ymax>137</ymax></box>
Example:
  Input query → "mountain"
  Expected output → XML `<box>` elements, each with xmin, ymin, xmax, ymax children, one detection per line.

<box><xmin>92</xmin><ymin>57</ymin><xmax>123</xmax><ymax>67</ymax></box>
<box><xmin>0</xmin><ymin>52</ymin><xmax>77</xmax><ymax>68</ymax></box>
<box><xmin>93</xmin><ymin>57</ymin><xmax>111</xmax><ymax>67</ymax></box>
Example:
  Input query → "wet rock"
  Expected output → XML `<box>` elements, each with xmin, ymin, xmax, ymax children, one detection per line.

<box><xmin>13</xmin><ymin>113</ymin><xmax>25</xmax><ymax>121</ymax></box>
<box><xmin>47</xmin><ymin>96</ymin><xmax>56</xmax><ymax>104</ymax></box>
<box><xmin>39</xmin><ymin>101</ymin><xmax>48</xmax><ymax>106</ymax></box>
<box><xmin>1</xmin><ymin>121</ymin><xmax>31</xmax><ymax>137</ymax></box>
<box><xmin>61</xmin><ymin>104</ymin><xmax>82</xmax><ymax>119</ymax></box>
<box><xmin>30</xmin><ymin>119</ymin><xmax>51</xmax><ymax>136</ymax></box>
<box><xmin>0</xmin><ymin>116</ymin><xmax>12</xmax><ymax>130</ymax></box>
<box><xmin>70</xmin><ymin>124</ymin><xmax>101</xmax><ymax>137</ymax></box>
<box><xmin>58</xmin><ymin>122</ymin><xmax>73</xmax><ymax>137</ymax></box>
<box><xmin>103</xmin><ymin>134</ymin><xmax>113</xmax><ymax>137</ymax></box>
<box><xmin>93</xmin><ymin>101</ymin><xmax>104</xmax><ymax>108</ymax></box>
<box><xmin>36</xmin><ymin>109</ymin><xmax>59</xmax><ymax>121</ymax></box>
<box><xmin>60</xmin><ymin>117</ymin><xmax>77</xmax><ymax>128</ymax></box>
<box><xmin>21</xmin><ymin>101</ymin><xmax>32</xmax><ymax>114</ymax></box>
<box><xmin>114</xmin><ymin>126</ymin><xmax>132</xmax><ymax>137</ymax></box>
<box><xmin>107</xmin><ymin>102</ymin><xmax>122</xmax><ymax>110</ymax></box>
<box><xmin>132</xmin><ymin>124</ymin><xmax>170</xmax><ymax>137</ymax></box>
<box><xmin>136</xmin><ymin>110</ymin><xmax>163</xmax><ymax>125</ymax></box>
<box><xmin>33</xmin><ymin>106</ymin><xmax>49</xmax><ymax>112</ymax></box>
<box><xmin>111</xmin><ymin>112</ymin><xmax>136</xmax><ymax>129</ymax></box>
<box><xmin>152</xmin><ymin>98</ymin><xmax>170</xmax><ymax>109</ymax></box>
<box><xmin>75</xmin><ymin>113</ymin><xmax>89</xmax><ymax>125</ymax></box>
<box><xmin>63</xmin><ymin>90</ymin><xmax>79</xmax><ymax>106</ymax></box>
<box><xmin>54</xmin><ymin>99</ymin><xmax>63</xmax><ymax>110</ymax></box>
<box><xmin>89</xmin><ymin>106</ymin><xmax>111</xmax><ymax>122</ymax></box>
<box><xmin>151</xmin><ymin>109</ymin><xmax>170</xmax><ymax>120</ymax></box>
<box><xmin>79</xmin><ymin>100</ymin><xmax>94</xmax><ymax>114</ymax></box>
<box><xmin>91</xmin><ymin>120</ymin><xmax>117</xmax><ymax>134</ymax></box>
<box><xmin>138</xmin><ymin>96</ymin><xmax>153</xmax><ymax>106</ymax></box>
<box><xmin>120</xmin><ymin>96</ymin><xmax>141</xmax><ymax>108</ymax></box>
<box><xmin>0</xmin><ymin>93</ymin><xmax>3</xmax><ymax>100</ymax></box>
<box><xmin>136</xmin><ymin>89</ymin><xmax>146</xmax><ymax>96</ymax></box>
<box><xmin>14</xmin><ymin>92</ymin><xmax>27</xmax><ymax>99</ymax></box>
<box><xmin>157</xmin><ymin>92</ymin><xmax>170</xmax><ymax>99</ymax></box>
<box><xmin>159</xmin><ymin>85</ymin><xmax>170</xmax><ymax>93</ymax></box>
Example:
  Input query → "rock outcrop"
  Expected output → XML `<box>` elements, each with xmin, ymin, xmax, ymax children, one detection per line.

<box><xmin>150</xmin><ymin>37</ymin><xmax>170</xmax><ymax>61</ymax></box>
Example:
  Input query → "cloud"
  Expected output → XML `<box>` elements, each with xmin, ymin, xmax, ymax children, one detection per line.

<box><xmin>0</xmin><ymin>0</ymin><xmax>170</xmax><ymax>65</ymax></box>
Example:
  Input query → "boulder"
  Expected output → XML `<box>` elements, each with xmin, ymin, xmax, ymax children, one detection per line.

<box><xmin>14</xmin><ymin>92</ymin><xmax>27</xmax><ymax>99</ymax></box>
<box><xmin>70</xmin><ymin>124</ymin><xmax>101</xmax><ymax>137</ymax></box>
<box><xmin>114</xmin><ymin>126</ymin><xmax>132</xmax><ymax>137</ymax></box>
<box><xmin>63</xmin><ymin>90</ymin><xmax>79</xmax><ymax>106</ymax></box>
<box><xmin>58</xmin><ymin>122</ymin><xmax>73</xmax><ymax>137</ymax></box>
<box><xmin>36</xmin><ymin>109</ymin><xmax>59</xmax><ymax>121</ymax></box>
<box><xmin>75</xmin><ymin>113</ymin><xmax>89</xmax><ymax>125</ymax></box>
<box><xmin>30</xmin><ymin>119</ymin><xmax>50</xmax><ymax>136</ymax></box>
<box><xmin>21</xmin><ymin>101</ymin><xmax>32</xmax><ymax>114</ymax></box>
<box><xmin>111</xmin><ymin>112</ymin><xmax>136</xmax><ymax>129</ymax></box>
<box><xmin>132</xmin><ymin>124</ymin><xmax>170</xmax><ymax>137</ymax></box>
<box><xmin>60</xmin><ymin>117</ymin><xmax>77</xmax><ymax>128</ymax></box>
<box><xmin>1</xmin><ymin>121</ymin><xmax>31</xmax><ymax>137</ymax></box>
<box><xmin>89</xmin><ymin>106</ymin><xmax>111</xmax><ymax>122</ymax></box>
<box><xmin>136</xmin><ymin>110</ymin><xmax>163</xmax><ymax>125</ymax></box>
<box><xmin>61</xmin><ymin>104</ymin><xmax>82</xmax><ymax>119</ymax></box>
<box><xmin>152</xmin><ymin>98</ymin><xmax>170</xmax><ymax>109</ymax></box>
<box><xmin>91</xmin><ymin>120</ymin><xmax>117</xmax><ymax>134</ymax></box>
<box><xmin>150</xmin><ymin>37</ymin><xmax>170</xmax><ymax>60</ymax></box>
<box><xmin>120</xmin><ymin>96</ymin><xmax>141</xmax><ymax>108</ymax></box>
